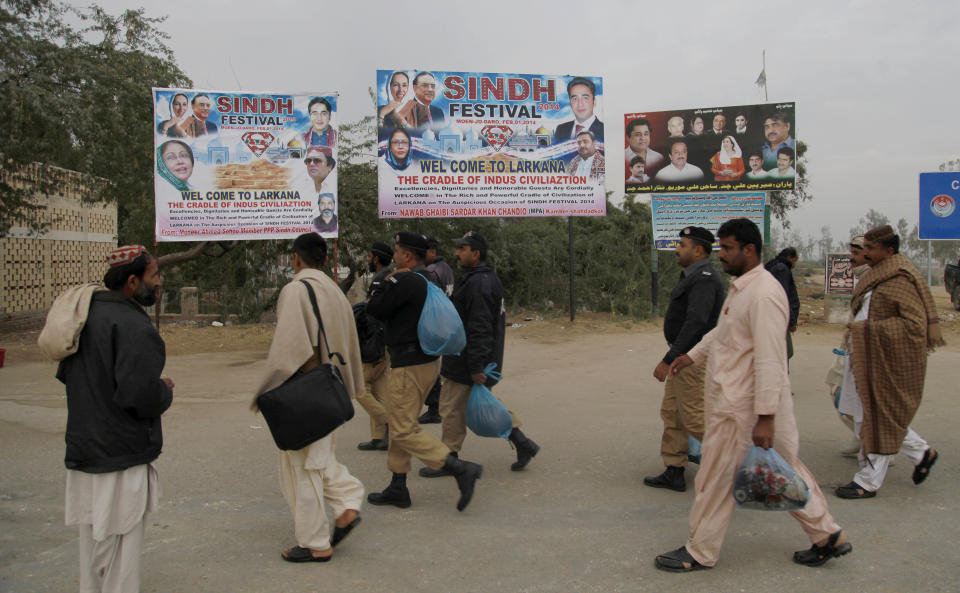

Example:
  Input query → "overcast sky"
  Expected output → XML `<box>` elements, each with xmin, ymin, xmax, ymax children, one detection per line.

<box><xmin>75</xmin><ymin>0</ymin><xmax>960</xmax><ymax>242</ymax></box>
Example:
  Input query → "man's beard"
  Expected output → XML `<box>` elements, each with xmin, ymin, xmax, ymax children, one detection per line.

<box><xmin>320</xmin><ymin>208</ymin><xmax>334</xmax><ymax>218</ymax></box>
<box><xmin>133</xmin><ymin>281</ymin><xmax>157</xmax><ymax>307</ymax></box>
<box><xmin>368</xmin><ymin>260</ymin><xmax>377</xmax><ymax>273</ymax></box>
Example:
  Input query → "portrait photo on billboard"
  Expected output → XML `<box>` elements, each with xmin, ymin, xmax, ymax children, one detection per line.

<box><xmin>152</xmin><ymin>88</ymin><xmax>340</xmax><ymax>241</ymax></box>
<box><xmin>624</xmin><ymin>102</ymin><xmax>796</xmax><ymax>194</ymax></box>
<box><xmin>375</xmin><ymin>69</ymin><xmax>606</xmax><ymax>219</ymax></box>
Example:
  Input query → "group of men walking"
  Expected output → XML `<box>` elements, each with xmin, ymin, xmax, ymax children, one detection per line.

<box><xmin>48</xmin><ymin>217</ymin><xmax>944</xmax><ymax>589</ymax></box>
<box><xmin>643</xmin><ymin>220</ymin><xmax>944</xmax><ymax>572</ymax></box>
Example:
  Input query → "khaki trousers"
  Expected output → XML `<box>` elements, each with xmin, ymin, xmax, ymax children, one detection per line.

<box><xmin>278</xmin><ymin>432</ymin><xmax>365</xmax><ymax>550</ymax></box>
<box><xmin>685</xmin><ymin>395</ymin><xmax>841</xmax><ymax>567</ymax></box>
<box><xmin>77</xmin><ymin>519</ymin><xmax>145</xmax><ymax>593</ymax></box>
<box><xmin>439</xmin><ymin>378</ymin><xmax>521</xmax><ymax>452</ymax></box>
<box><xmin>356</xmin><ymin>356</ymin><xmax>390</xmax><ymax>439</ymax></box>
<box><xmin>659</xmin><ymin>362</ymin><xmax>706</xmax><ymax>467</ymax></box>
<box><xmin>385</xmin><ymin>359</ymin><xmax>451</xmax><ymax>473</ymax></box>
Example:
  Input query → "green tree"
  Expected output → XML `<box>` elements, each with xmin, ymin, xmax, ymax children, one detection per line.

<box><xmin>0</xmin><ymin>0</ymin><xmax>191</xmax><ymax>238</ymax></box>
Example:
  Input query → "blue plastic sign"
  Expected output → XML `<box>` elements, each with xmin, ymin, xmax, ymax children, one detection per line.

<box><xmin>918</xmin><ymin>172</ymin><xmax>960</xmax><ymax>240</ymax></box>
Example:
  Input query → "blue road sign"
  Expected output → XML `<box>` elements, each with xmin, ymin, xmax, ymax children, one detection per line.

<box><xmin>919</xmin><ymin>172</ymin><xmax>960</xmax><ymax>240</ymax></box>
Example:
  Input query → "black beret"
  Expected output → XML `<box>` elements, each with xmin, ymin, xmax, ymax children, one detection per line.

<box><xmin>424</xmin><ymin>235</ymin><xmax>439</xmax><ymax>249</ymax></box>
<box><xmin>680</xmin><ymin>226</ymin><xmax>715</xmax><ymax>247</ymax></box>
<box><xmin>371</xmin><ymin>242</ymin><xmax>392</xmax><ymax>259</ymax></box>
<box><xmin>453</xmin><ymin>230</ymin><xmax>489</xmax><ymax>251</ymax></box>
<box><xmin>395</xmin><ymin>231</ymin><xmax>429</xmax><ymax>252</ymax></box>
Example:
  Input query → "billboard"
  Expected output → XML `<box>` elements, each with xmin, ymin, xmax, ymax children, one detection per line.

<box><xmin>651</xmin><ymin>192</ymin><xmax>765</xmax><ymax>249</ymax></box>
<box><xmin>376</xmin><ymin>70</ymin><xmax>606</xmax><ymax>218</ymax></box>
<box><xmin>918</xmin><ymin>172</ymin><xmax>960</xmax><ymax>240</ymax></box>
<box><xmin>825</xmin><ymin>253</ymin><xmax>855</xmax><ymax>295</ymax></box>
<box><xmin>153</xmin><ymin>88</ymin><xmax>340</xmax><ymax>241</ymax></box>
<box><xmin>624</xmin><ymin>102</ymin><xmax>797</xmax><ymax>194</ymax></box>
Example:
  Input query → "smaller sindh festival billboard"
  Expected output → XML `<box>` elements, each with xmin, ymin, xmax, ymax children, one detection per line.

<box><xmin>651</xmin><ymin>192</ymin><xmax>765</xmax><ymax>249</ymax></box>
<box><xmin>624</xmin><ymin>102</ymin><xmax>797</xmax><ymax>194</ymax></box>
<box><xmin>376</xmin><ymin>69</ymin><xmax>606</xmax><ymax>218</ymax></box>
<box><xmin>153</xmin><ymin>88</ymin><xmax>340</xmax><ymax>241</ymax></box>
<box><xmin>825</xmin><ymin>253</ymin><xmax>855</xmax><ymax>295</ymax></box>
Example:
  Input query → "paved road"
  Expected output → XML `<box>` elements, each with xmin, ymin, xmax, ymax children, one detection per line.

<box><xmin>1</xmin><ymin>328</ymin><xmax>956</xmax><ymax>592</ymax></box>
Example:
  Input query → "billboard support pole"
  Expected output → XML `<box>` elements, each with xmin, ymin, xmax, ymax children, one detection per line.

<box><xmin>651</xmin><ymin>239</ymin><xmax>659</xmax><ymax>319</ymax></box>
<box><xmin>569</xmin><ymin>216</ymin><xmax>575</xmax><ymax>323</ymax></box>
<box><xmin>928</xmin><ymin>240</ymin><xmax>933</xmax><ymax>285</ymax></box>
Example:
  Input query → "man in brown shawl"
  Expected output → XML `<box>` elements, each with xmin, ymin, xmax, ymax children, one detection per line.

<box><xmin>835</xmin><ymin>225</ymin><xmax>944</xmax><ymax>499</ymax></box>
<box><xmin>254</xmin><ymin>234</ymin><xmax>366</xmax><ymax>561</ymax></box>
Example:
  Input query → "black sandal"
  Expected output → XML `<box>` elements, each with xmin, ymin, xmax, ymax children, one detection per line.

<box><xmin>835</xmin><ymin>481</ymin><xmax>876</xmax><ymax>499</ymax></box>
<box><xmin>331</xmin><ymin>515</ymin><xmax>361</xmax><ymax>547</ymax></box>
<box><xmin>281</xmin><ymin>546</ymin><xmax>332</xmax><ymax>563</ymax></box>
<box><xmin>793</xmin><ymin>530</ymin><xmax>852</xmax><ymax>566</ymax></box>
<box><xmin>912</xmin><ymin>449</ymin><xmax>938</xmax><ymax>485</ymax></box>
<box><xmin>654</xmin><ymin>546</ymin><xmax>711</xmax><ymax>572</ymax></box>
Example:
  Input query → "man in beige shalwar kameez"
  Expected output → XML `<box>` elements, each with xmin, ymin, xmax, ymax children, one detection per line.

<box><xmin>835</xmin><ymin>225</ymin><xmax>943</xmax><ymax>499</ymax></box>
<box><xmin>254</xmin><ymin>234</ymin><xmax>366</xmax><ymax>562</ymax></box>
<box><xmin>655</xmin><ymin>219</ymin><xmax>851</xmax><ymax>572</ymax></box>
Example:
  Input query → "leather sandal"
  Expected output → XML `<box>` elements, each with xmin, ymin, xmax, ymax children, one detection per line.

<box><xmin>793</xmin><ymin>530</ymin><xmax>852</xmax><ymax>566</ymax></box>
<box><xmin>912</xmin><ymin>448</ymin><xmax>938</xmax><ymax>485</ymax></box>
<box><xmin>282</xmin><ymin>546</ymin><xmax>332</xmax><ymax>563</ymax></box>
<box><xmin>654</xmin><ymin>546</ymin><xmax>711</xmax><ymax>572</ymax></box>
<box><xmin>834</xmin><ymin>481</ymin><xmax>876</xmax><ymax>499</ymax></box>
<box><xmin>331</xmin><ymin>515</ymin><xmax>361</xmax><ymax>547</ymax></box>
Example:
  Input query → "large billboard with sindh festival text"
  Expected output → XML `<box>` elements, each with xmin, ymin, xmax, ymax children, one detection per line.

<box><xmin>153</xmin><ymin>88</ymin><xmax>339</xmax><ymax>241</ymax></box>
<box><xmin>376</xmin><ymin>70</ymin><xmax>606</xmax><ymax>218</ymax></box>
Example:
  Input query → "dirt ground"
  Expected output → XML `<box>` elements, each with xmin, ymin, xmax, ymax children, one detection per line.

<box><xmin>1</xmin><ymin>288</ymin><xmax>959</xmax><ymax>592</ymax></box>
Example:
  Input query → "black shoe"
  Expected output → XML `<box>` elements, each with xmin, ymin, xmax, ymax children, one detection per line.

<box><xmin>793</xmin><ymin>530</ymin><xmax>852</xmax><ymax>567</ymax></box>
<box><xmin>367</xmin><ymin>474</ymin><xmax>411</xmax><ymax>508</ymax></box>
<box><xmin>419</xmin><ymin>466</ymin><xmax>454</xmax><ymax>477</ymax></box>
<box><xmin>442</xmin><ymin>454</ymin><xmax>483</xmax><ymax>511</ymax></box>
<box><xmin>654</xmin><ymin>546</ymin><xmax>711</xmax><ymax>572</ymax></box>
<box><xmin>643</xmin><ymin>466</ymin><xmax>686</xmax><ymax>492</ymax></box>
<box><xmin>418</xmin><ymin>408</ymin><xmax>442</xmax><ymax>424</ymax></box>
<box><xmin>508</xmin><ymin>428</ymin><xmax>540</xmax><ymax>471</ymax></box>
<box><xmin>357</xmin><ymin>439</ymin><xmax>387</xmax><ymax>451</ymax></box>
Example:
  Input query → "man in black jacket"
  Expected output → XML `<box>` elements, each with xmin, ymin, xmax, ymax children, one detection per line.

<box><xmin>644</xmin><ymin>227</ymin><xmax>724</xmax><ymax>492</ymax></box>
<box><xmin>420</xmin><ymin>231</ymin><xmax>540</xmax><ymax>477</ymax></box>
<box><xmin>765</xmin><ymin>247</ymin><xmax>800</xmax><ymax>359</ymax></box>
<box><xmin>417</xmin><ymin>235</ymin><xmax>456</xmax><ymax>424</ymax></box>
<box><xmin>54</xmin><ymin>246</ymin><xmax>173</xmax><ymax>592</ymax></box>
<box><xmin>366</xmin><ymin>232</ymin><xmax>483</xmax><ymax>512</ymax></box>
<box><xmin>355</xmin><ymin>242</ymin><xmax>393</xmax><ymax>451</ymax></box>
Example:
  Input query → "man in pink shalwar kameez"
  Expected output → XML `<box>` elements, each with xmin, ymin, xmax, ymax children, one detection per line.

<box><xmin>655</xmin><ymin>218</ymin><xmax>852</xmax><ymax>572</ymax></box>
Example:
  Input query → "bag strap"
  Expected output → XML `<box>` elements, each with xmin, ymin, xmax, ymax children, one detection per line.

<box><xmin>299</xmin><ymin>279</ymin><xmax>345</xmax><ymax>365</ymax></box>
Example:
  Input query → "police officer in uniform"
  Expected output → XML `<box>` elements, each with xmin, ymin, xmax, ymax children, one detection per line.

<box><xmin>365</xmin><ymin>232</ymin><xmax>483</xmax><ymax>512</ymax></box>
<box><xmin>644</xmin><ymin>226</ymin><xmax>724</xmax><ymax>492</ymax></box>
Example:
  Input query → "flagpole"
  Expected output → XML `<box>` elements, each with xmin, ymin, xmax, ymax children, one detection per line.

<box><xmin>763</xmin><ymin>50</ymin><xmax>768</xmax><ymax>101</ymax></box>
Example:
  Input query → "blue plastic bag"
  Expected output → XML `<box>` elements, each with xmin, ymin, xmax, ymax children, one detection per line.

<box><xmin>465</xmin><ymin>363</ymin><xmax>512</xmax><ymax>438</ymax></box>
<box><xmin>732</xmin><ymin>446</ymin><xmax>809</xmax><ymax>511</ymax></box>
<box><xmin>416</xmin><ymin>273</ymin><xmax>466</xmax><ymax>355</ymax></box>
<box><xmin>688</xmin><ymin>435</ymin><xmax>702</xmax><ymax>464</ymax></box>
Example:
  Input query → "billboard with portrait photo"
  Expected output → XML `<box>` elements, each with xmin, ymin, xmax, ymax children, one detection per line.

<box><xmin>152</xmin><ymin>88</ymin><xmax>340</xmax><ymax>241</ymax></box>
<box><xmin>624</xmin><ymin>102</ymin><xmax>797</xmax><ymax>194</ymax></box>
<box><xmin>376</xmin><ymin>70</ymin><xmax>606</xmax><ymax>218</ymax></box>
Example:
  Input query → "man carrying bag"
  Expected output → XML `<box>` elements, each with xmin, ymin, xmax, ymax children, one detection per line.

<box><xmin>253</xmin><ymin>234</ymin><xmax>365</xmax><ymax>562</ymax></box>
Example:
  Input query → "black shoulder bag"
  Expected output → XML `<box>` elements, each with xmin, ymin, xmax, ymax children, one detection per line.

<box><xmin>256</xmin><ymin>280</ymin><xmax>355</xmax><ymax>450</ymax></box>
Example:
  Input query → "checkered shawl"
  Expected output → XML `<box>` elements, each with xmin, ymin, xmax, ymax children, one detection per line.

<box><xmin>849</xmin><ymin>254</ymin><xmax>946</xmax><ymax>454</ymax></box>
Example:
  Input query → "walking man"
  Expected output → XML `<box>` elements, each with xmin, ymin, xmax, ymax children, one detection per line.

<box><xmin>52</xmin><ymin>246</ymin><xmax>173</xmax><ymax>592</ymax></box>
<box><xmin>417</xmin><ymin>235</ymin><xmax>456</xmax><ymax>424</ymax></box>
<box><xmin>254</xmin><ymin>234</ymin><xmax>365</xmax><ymax>562</ymax></box>
<box><xmin>355</xmin><ymin>242</ymin><xmax>393</xmax><ymax>451</ymax></box>
<box><xmin>835</xmin><ymin>225</ymin><xmax>943</xmax><ymax>499</ymax></box>
<box><xmin>764</xmin><ymin>247</ymin><xmax>800</xmax><ymax>359</ymax></box>
<box><xmin>644</xmin><ymin>227</ymin><xmax>723</xmax><ymax>492</ymax></box>
<box><xmin>655</xmin><ymin>219</ymin><xmax>851</xmax><ymax>572</ymax></box>
<box><xmin>366</xmin><ymin>232</ymin><xmax>483</xmax><ymax>511</ymax></box>
<box><xmin>420</xmin><ymin>231</ymin><xmax>540</xmax><ymax>477</ymax></box>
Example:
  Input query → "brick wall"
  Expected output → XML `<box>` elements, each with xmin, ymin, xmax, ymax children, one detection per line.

<box><xmin>0</xmin><ymin>164</ymin><xmax>117</xmax><ymax>332</ymax></box>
